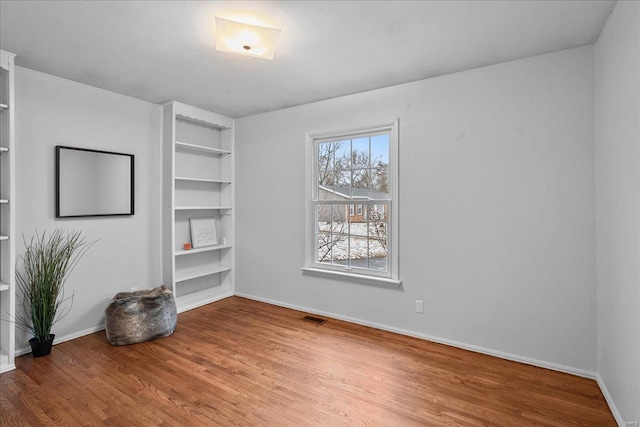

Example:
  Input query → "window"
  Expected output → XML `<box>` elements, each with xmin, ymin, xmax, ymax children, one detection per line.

<box><xmin>304</xmin><ymin>119</ymin><xmax>400</xmax><ymax>285</ymax></box>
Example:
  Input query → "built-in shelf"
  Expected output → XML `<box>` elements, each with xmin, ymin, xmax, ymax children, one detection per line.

<box><xmin>164</xmin><ymin>101</ymin><xmax>234</xmax><ymax>314</ymax></box>
<box><xmin>175</xmin><ymin>105</ymin><xmax>233</xmax><ymax>129</ymax></box>
<box><xmin>175</xmin><ymin>205</ymin><xmax>231</xmax><ymax>211</ymax></box>
<box><xmin>175</xmin><ymin>265</ymin><xmax>231</xmax><ymax>283</ymax></box>
<box><xmin>174</xmin><ymin>286</ymin><xmax>232</xmax><ymax>313</ymax></box>
<box><xmin>0</xmin><ymin>50</ymin><xmax>16</xmax><ymax>373</ymax></box>
<box><xmin>175</xmin><ymin>176</ymin><xmax>231</xmax><ymax>184</ymax></box>
<box><xmin>175</xmin><ymin>244</ymin><xmax>232</xmax><ymax>256</ymax></box>
<box><xmin>175</xmin><ymin>141</ymin><xmax>230</xmax><ymax>156</ymax></box>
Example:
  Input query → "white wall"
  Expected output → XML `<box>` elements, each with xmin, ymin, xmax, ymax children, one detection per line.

<box><xmin>595</xmin><ymin>0</ymin><xmax>640</xmax><ymax>423</ymax></box>
<box><xmin>235</xmin><ymin>46</ymin><xmax>597</xmax><ymax>374</ymax></box>
<box><xmin>14</xmin><ymin>67</ymin><xmax>162</xmax><ymax>349</ymax></box>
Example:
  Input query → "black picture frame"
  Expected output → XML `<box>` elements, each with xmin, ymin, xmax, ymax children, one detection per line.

<box><xmin>55</xmin><ymin>145</ymin><xmax>135</xmax><ymax>218</ymax></box>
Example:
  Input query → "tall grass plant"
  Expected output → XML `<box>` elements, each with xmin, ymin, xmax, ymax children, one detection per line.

<box><xmin>15</xmin><ymin>230</ymin><xmax>95</xmax><ymax>342</ymax></box>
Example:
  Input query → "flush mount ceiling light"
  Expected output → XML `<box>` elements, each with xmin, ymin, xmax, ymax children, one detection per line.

<box><xmin>215</xmin><ymin>17</ymin><xmax>281</xmax><ymax>60</ymax></box>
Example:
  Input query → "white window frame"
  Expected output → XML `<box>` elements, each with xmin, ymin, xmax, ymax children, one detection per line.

<box><xmin>303</xmin><ymin>119</ymin><xmax>400</xmax><ymax>287</ymax></box>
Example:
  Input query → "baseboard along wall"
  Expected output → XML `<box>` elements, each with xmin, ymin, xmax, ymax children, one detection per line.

<box><xmin>234</xmin><ymin>292</ymin><xmax>596</xmax><ymax>379</ymax></box>
<box><xmin>13</xmin><ymin>291</ymin><xmax>622</xmax><ymax>426</ymax></box>
<box><xmin>596</xmin><ymin>374</ymin><xmax>626</xmax><ymax>427</ymax></box>
<box><xmin>234</xmin><ymin>292</ymin><xmax>629</xmax><ymax>426</ymax></box>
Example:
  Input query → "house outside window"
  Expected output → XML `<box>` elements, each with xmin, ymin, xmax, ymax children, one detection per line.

<box><xmin>304</xmin><ymin>119</ymin><xmax>400</xmax><ymax>285</ymax></box>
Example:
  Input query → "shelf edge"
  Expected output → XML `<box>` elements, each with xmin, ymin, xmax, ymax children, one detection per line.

<box><xmin>175</xmin><ymin>265</ymin><xmax>231</xmax><ymax>283</ymax></box>
<box><xmin>174</xmin><ymin>244</ymin><xmax>232</xmax><ymax>256</ymax></box>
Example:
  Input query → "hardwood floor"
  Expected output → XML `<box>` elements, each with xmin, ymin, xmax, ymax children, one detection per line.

<box><xmin>1</xmin><ymin>296</ymin><xmax>615</xmax><ymax>426</ymax></box>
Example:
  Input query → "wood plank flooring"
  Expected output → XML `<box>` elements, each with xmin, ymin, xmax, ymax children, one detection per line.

<box><xmin>1</xmin><ymin>296</ymin><xmax>615</xmax><ymax>426</ymax></box>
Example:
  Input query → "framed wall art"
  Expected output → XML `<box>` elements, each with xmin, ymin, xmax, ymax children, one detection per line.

<box><xmin>189</xmin><ymin>218</ymin><xmax>218</xmax><ymax>248</ymax></box>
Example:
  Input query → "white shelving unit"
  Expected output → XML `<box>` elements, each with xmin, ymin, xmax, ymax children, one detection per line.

<box><xmin>0</xmin><ymin>50</ymin><xmax>16</xmax><ymax>373</ymax></box>
<box><xmin>162</xmin><ymin>101</ymin><xmax>234</xmax><ymax>313</ymax></box>
<box><xmin>175</xmin><ymin>177</ymin><xmax>232</xmax><ymax>184</ymax></box>
<box><xmin>174</xmin><ymin>141</ymin><xmax>231</xmax><ymax>155</ymax></box>
<box><xmin>175</xmin><ymin>244</ymin><xmax>232</xmax><ymax>257</ymax></box>
<box><xmin>174</xmin><ymin>205</ymin><xmax>232</xmax><ymax>210</ymax></box>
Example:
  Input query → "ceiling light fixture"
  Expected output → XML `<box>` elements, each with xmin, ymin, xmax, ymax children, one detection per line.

<box><xmin>215</xmin><ymin>17</ymin><xmax>281</xmax><ymax>60</ymax></box>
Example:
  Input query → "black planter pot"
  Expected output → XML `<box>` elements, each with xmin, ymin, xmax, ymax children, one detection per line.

<box><xmin>29</xmin><ymin>334</ymin><xmax>55</xmax><ymax>358</ymax></box>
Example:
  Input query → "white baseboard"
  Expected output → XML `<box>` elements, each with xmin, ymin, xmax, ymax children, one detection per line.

<box><xmin>234</xmin><ymin>292</ymin><xmax>597</xmax><ymax>380</ymax></box>
<box><xmin>177</xmin><ymin>289</ymin><xmax>233</xmax><ymax>313</ymax></box>
<box><xmin>15</xmin><ymin>325</ymin><xmax>105</xmax><ymax>357</ymax></box>
<box><xmin>12</xmin><ymin>290</ymin><xmax>622</xmax><ymax>425</ymax></box>
<box><xmin>596</xmin><ymin>374</ymin><xmax>625</xmax><ymax>427</ymax></box>
<box><xmin>14</xmin><ymin>291</ymin><xmax>234</xmax><ymax>357</ymax></box>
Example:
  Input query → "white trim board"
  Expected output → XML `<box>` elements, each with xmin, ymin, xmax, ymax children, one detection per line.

<box><xmin>13</xmin><ymin>291</ymin><xmax>234</xmax><ymax>357</ymax></box>
<box><xmin>176</xmin><ymin>290</ymin><xmax>234</xmax><ymax>313</ymax></box>
<box><xmin>11</xmin><ymin>292</ymin><xmax>619</xmax><ymax>423</ymax></box>
<box><xmin>596</xmin><ymin>374</ymin><xmax>626</xmax><ymax>427</ymax></box>
<box><xmin>234</xmin><ymin>291</ymin><xmax>597</xmax><ymax>380</ymax></box>
<box><xmin>15</xmin><ymin>325</ymin><xmax>105</xmax><ymax>357</ymax></box>
<box><xmin>234</xmin><ymin>292</ymin><xmax>634</xmax><ymax>420</ymax></box>
<box><xmin>10</xmin><ymin>293</ymin><xmax>599</xmax><ymax>380</ymax></box>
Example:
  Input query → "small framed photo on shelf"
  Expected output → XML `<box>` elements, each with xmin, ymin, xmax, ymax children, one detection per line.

<box><xmin>189</xmin><ymin>218</ymin><xmax>218</xmax><ymax>248</ymax></box>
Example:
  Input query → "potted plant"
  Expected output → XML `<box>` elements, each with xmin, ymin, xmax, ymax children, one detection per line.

<box><xmin>15</xmin><ymin>229</ymin><xmax>94</xmax><ymax>357</ymax></box>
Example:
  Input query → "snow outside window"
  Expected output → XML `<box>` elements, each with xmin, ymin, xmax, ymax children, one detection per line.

<box><xmin>304</xmin><ymin>119</ymin><xmax>400</xmax><ymax>285</ymax></box>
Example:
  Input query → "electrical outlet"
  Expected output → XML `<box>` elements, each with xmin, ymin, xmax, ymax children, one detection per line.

<box><xmin>130</xmin><ymin>287</ymin><xmax>138</xmax><ymax>292</ymax></box>
<box><xmin>415</xmin><ymin>299</ymin><xmax>424</xmax><ymax>314</ymax></box>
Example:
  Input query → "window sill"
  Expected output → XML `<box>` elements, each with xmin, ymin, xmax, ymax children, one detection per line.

<box><xmin>301</xmin><ymin>267</ymin><xmax>402</xmax><ymax>287</ymax></box>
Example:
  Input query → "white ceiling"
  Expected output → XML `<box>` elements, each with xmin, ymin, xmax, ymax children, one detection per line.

<box><xmin>0</xmin><ymin>1</ymin><xmax>615</xmax><ymax>118</ymax></box>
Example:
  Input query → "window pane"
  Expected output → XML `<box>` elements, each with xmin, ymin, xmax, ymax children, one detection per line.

<box><xmin>366</xmin><ymin>203</ymin><xmax>388</xmax><ymax>271</ymax></box>
<box><xmin>336</xmin><ymin>170</ymin><xmax>351</xmax><ymax>195</ymax></box>
<box><xmin>368</xmin><ymin>247</ymin><xmax>387</xmax><ymax>272</ymax></box>
<box><xmin>318</xmin><ymin>141</ymin><xmax>336</xmax><ymax>175</ymax></box>
<box><xmin>319</xmin><ymin>184</ymin><xmax>345</xmax><ymax>201</ymax></box>
<box><xmin>316</xmin><ymin>232</ymin><xmax>332</xmax><ymax>264</ymax></box>
<box><xmin>331</xmin><ymin>233</ymin><xmax>349</xmax><ymax>264</ymax></box>
<box><xmin>335</xmin><ymin>140</ymin><xmax>351</xmax><ymax>170</ymax></box>
<box><xmin>330</xmin><ymin>235</ymin><xmax>386</xmax><ymax>271</ymax></box>
<box><xmin>371</xmin><ymin>164</ymin><xmax>389</xmax><ymax>198</ymax></box>
<box><xmin>318</xmin><ymin>169</ymin><xmax>335</xmax><ymax>188</ymax></box>
<box><xmin>351</xmin><ymin>137</ymin><xmax>369</xmax><ymax>168</ymax></box>
<box><xmin>371</xmin><ymin>134</ymin><xmax>389</xmax><ymax>165</ymax></box>
<box><xmin>317</xmin><ymin>233</ymin><xmax>350</xmax><ymax>265</ymax></box>
<box><xmin>348</xmin><ymin>235</ymin><xmax>368</xmax><ymax>266</ymax></box>
<box><xmin>348</xmin><ymin>206</ymin><xmax>384</xmax><ymax>271</ymax></box>
<box><xmin>331</xmin><ymin>204</ymin><xmax>349</xmax><ymax>234</ymax></box>
<box><xmin>316</xmin><ymin>205</ymin><xmax>331</xmax><ymax>232</ymax></box>
<box><xmin>316</xmin><ymin>204</ymin><xmax>349</xmax><ymax>264</ymax></box>
<box><xmin>352</xmin><ymin>169</ymin><xmax>371</xmax><ymax>199</ymax></box>
<box><xmin>349</xmin><ymin>206</ymin><xmax>367</xmax><ymax>237</ymax></box>
<box><xmin>310</xmin><ymin>122</ymin><xmax>396</xmax><ymax>278</ymax></box>
<box><xmin>316</xmin><ymin>204</ymin><xmax>333</xmax><ymax>263</ymax></box>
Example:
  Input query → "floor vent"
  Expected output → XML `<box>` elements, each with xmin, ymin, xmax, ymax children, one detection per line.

<box><xmin>302</xmin><ymin>315</ymin><xmax>327</xmax><ymax>325</ymax></box>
